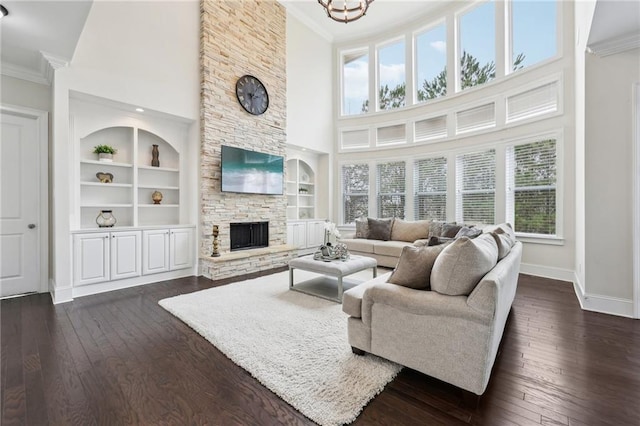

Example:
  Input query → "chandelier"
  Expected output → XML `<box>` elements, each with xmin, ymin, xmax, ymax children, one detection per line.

<box><xmin>317</xmin><ymin>0</ymin><xmax>374</xmax><ymax>24</ymax></box>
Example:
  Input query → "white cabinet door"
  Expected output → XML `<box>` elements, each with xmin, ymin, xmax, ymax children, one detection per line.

<box><xmin>170</xmin><ymin>228</ymin><xmax>193</xmax><ymax>271</ymax></box>
<box><xmin>287</xmin><ymin>221</ymin><xmax>306</xmax><ymax>249</ymax></box>
<box><xmin>306</xmin><ymin>220</ymin><xmax>326</xmax><ymax>248</ymax></box>
<box><xmin>142</xmin><ymin>229</ymin><xmax>170</xmax><ymax>275</ymax></box>
<box><xmin>73</xmin><ymin>233</ymin><xmax>110</xmax><ymax>286</ymax></box>
<box><xmin>110</xmin><ymin>231</ymin><xmax>142</xmax><ymax>281</ymax></box>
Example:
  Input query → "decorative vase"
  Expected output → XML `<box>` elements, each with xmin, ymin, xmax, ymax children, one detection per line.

<box><xmin>96</xmin><ymin>210</ymin><xmax>117</xmax><ymax>227</ymax></box>
<box><xmin>151</xmin><ymin>144</ymin><xmax>160</xmax><ymax>167</ymax></box>
<box><xmin>98</xmin><ymin>153</ymin><xmax>113</xmax><ymax>162</ymax></box>
<box><xmin>152</xmin><ymin>190</ymin><xmax>163</xmax><ymax>204</ymax></box>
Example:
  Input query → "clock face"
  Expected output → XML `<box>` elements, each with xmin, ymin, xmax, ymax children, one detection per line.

<box><xmin>235</xmin><ymin>75</ymin><xmax>269</xmax><ymax>115</ymax></box>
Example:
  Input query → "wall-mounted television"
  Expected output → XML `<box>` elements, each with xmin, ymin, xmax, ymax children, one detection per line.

<box><xmin>221</xmin><ymin>145</ymin><xmax>284</xmax><ymax>195</ymax></box>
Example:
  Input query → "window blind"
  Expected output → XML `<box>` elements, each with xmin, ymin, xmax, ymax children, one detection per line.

<box><xmin>341</xmin><ymin>164</ymin><xmax>369</xmax><ymax>224</ymax></box>
<box><xmin>456</xmin><ymin>103</ymin><xmax>496</xmax><ymax>134</ymax></box>
<box><xmin>376</xmin><ymin>162</ymin><xmax>406</xmax><ymax>218</ymax></box>
<box><xmin>506</xmin><ymin>139</ymin><xmax>557</xmax><ymax>235</ymax></box>
<box><xmin>341</xmin><ymin>129</ymin><xmax>370</xmax><ymax>150</ymax></box>
<box><xmin>507</xmin><ymin>81</ymin><xmax>558</xmax><ymax>123</ymax></box>
<box><xmin>376</xmin><ymin>124</ymin><xmax>406</xmax><ymax>146</ymax></box>
<box><xmin>414</xmin><ymin>115</ymin><xmax>447</xmax><ymax>141</ymax></box>
<box><xmin>455</xmin><ymin>149</ymin><xmax>496</xmax><ymax>224</ymax></box>
<box><xmin>414</xmin><ymin>157</ymin><xmax>447</xmax><ymax>221</ymax></box>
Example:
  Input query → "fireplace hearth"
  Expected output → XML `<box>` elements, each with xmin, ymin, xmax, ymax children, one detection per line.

<box><xmin>230</xmin><ymin>222</ymin><xmax>269</xmax><ymax>251</ymax></box>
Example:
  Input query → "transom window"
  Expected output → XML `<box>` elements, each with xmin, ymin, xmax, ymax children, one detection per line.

<box><xmin>415</xmin><ymin>23</ymin><xmax>447</xmax><ymax>103</ymax></box>
<box><xmin>342</xmin><ymin>50</ymin><xmax>369</xmax><ymax>116</ymax></box>
<box><xmin>377</xmin><ymin>40</ymin><xmax>406</xmax><ymax>111</ymax></box>
<box><xmin>458</xmin><ymin>1</ymin><xmax>496</xmax><ymax>91</ymax></box>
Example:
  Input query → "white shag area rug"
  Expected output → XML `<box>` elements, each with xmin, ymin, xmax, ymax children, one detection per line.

<box><xmin>159</xmin><ymin>270</ymin><xmax>401</xmax><ymax>426</ymax></box>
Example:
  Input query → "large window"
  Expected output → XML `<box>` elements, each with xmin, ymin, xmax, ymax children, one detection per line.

<box><xmin>506</xmin><ymin>139</ymin><xmax>557</xmax><ymax>235</ymax></box>
<box><xmin>377</xmin><ymin>162</ymin><xmax>406</xmax><ymax>218</ymax></box>
<box><xmin>342</xmin><ymin>164</ymin><xmax>369</xmax><ymax>224</ymax></box>
<box><xmin>458</xmin><ymin>1</ymin><xmax>496</xmax><ymax>91</ymax></box>
<box><xmin>415</xmin><ymin>23</ymin><xmax>447</xmax><ymax>102</ymax></box>
<box><xmin>342</xmin><ymin>50</ymin><xmax>369</xmax><ymax>116</ymax></box>
<box><xmin>456</xmin><ymin>149</ymin><xmax>496</xmax><ymax>224</ymax></box>
<box><xmin>511</xmin><ymin>0</ymin><xmax>556</xmax><ymax>71</ymax></box>
<box><xmin>377</xmin><ymin>40</ymin><xmax>406</xmax><ymax>111</ymax></box>
<box><xmin>414</xmin><ymin>157</ymin><xmax>447</xmax><ymax>221</ymax></box>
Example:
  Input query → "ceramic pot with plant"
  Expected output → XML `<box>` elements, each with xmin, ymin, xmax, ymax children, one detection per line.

<box><xmin>94</xmin><ymin>145</ymin><xmax>117</xmax><ymax>162</ymax></box>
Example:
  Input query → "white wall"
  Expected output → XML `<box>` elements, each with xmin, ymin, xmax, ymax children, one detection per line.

<box><xmin>286</xmin><ymin>13</ymin><xmax>334</xmax><ymax>221</ymax></box>
<box><xmin>50</xmin><ymin>1</ymin><xmax>200</xmax><ymax>301</ymax></box>
<box><xmin>286</xmin><ymin>13</ymin><xmax>333</xmax><ymax>154</ymax></box>
<box><xmin>584</xmin><ymin>47</ymin><xmax>640</xmax><ymax>316</ymax></box>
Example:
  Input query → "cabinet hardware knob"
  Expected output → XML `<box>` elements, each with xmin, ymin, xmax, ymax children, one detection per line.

<box><xmin>28</xmin><ymin>224</ymin><xmax>36</xmax><ymax>229</ymax></box>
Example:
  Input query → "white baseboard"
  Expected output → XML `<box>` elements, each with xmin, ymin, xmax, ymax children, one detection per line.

<box><xmin>49</xmin><ymin>278</ymin><xmax>73</xmax><ymax>304</ymax></box>
<box><xmin>519</xmin><ymin>263</ymin><xmax>575</xmax><ymax>282</ymax></box>
<box><xmin>572</xmin><ymin>274</ymin><xmax>634</xmax><ymax>318</ymax></box>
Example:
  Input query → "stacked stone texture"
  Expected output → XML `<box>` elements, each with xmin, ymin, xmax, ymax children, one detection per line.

<box><xmin>199</xmin><ymin>0</ymin><xmax>292</xmax><ymax>279</ymax></box>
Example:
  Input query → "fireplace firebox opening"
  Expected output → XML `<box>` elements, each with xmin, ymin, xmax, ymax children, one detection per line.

<box><xmin>230</xmin><ymin>222</ymin><xmax>269</xmax><ymax>251</ymax></box>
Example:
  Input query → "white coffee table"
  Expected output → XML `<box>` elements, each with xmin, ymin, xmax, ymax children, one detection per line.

<box><xmin>289</xmin><ymin>255</ymin><xmax>377</xmax><ymax>302</ymax></box>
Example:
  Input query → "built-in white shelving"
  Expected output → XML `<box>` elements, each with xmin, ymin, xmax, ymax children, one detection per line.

<box><xmin>286</xmin><ymin>158</ymin><xmax>316</xmax><ymax>220</ymax></box>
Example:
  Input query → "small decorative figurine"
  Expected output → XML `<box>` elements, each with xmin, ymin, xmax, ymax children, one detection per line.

<box><xmin>152</xmin><ymin>190</ymin><xmax>163</xmax><ymax>204</ymax></box>
<box><xmin>96</xmin><ymin>172</ymin><xmax>114</xmax><ymax>183</ymax></box>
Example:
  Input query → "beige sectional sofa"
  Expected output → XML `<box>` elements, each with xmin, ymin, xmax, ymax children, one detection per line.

<box><xmin>340</xmin><ymin>218</ymin><xmax>470</xmax><ymax>268</ymax></box>
<box><xmin>342</xmin><ymin>223</ymin><xmax>522</xmax><ymax>396</ymax></box>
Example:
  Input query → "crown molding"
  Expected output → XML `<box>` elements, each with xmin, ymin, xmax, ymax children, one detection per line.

<box><xmin>1</xmin><ymin>62</ymin><xmax>50</xmax><ymax>85</ymax></box>
<box><xmin>1</xmin><ymin>51</ymin><xmax>69</xmax><ymax>86</ymax></box>
<box><xmin>40</xmin><ymin>51</ymin><xmax>69</xmax><ymax>84</ymax></box>
<box><xmin>587</xmin><ymin>31</ymin><xmax>640</xmax><ymax>57</ymax></box>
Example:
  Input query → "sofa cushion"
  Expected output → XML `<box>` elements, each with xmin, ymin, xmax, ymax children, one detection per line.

<box><xmin>373</xmin><ymin>241</ymin><xmax>411</xmax><ymax>257</ymax></box>
<box><xmin>431</xmin><ymin>234</ymin><xmax>499</xmax><ymax>296</ymax></box>
<box><xmin>390</xmin><ymin>218</ymin><xmax>430</xmax><ymax>242</ymax></box>
<box><xmin>355</xmin><ymin>217</ymin><xmax>369</xmax><ymax>239</ymax></box>
<box><xmin>368</xmin><ymin>218</ymin><xmax>393</xmax><ymax>241</ymax></box>
<box><xmin>387</xmin><ymin>244</ymin><xmax>446</xmax><ymax>290</ymax></box>
<box><xmin>341</xmin><ymin>238</ymin><xmax>375</xmax><ymax>253</ymax></box>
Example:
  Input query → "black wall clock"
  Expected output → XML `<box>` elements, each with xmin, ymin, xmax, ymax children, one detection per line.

<box><xmin>235</xmin><ymin>75</ymin><xmax>269</xmax><ymax>115</ymax></box>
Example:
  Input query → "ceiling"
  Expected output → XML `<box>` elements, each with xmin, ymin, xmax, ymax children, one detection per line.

<box><xmin>0</xmin><ymin>0</ymin><xmax>638</xmax><ymax>85</ymax></box>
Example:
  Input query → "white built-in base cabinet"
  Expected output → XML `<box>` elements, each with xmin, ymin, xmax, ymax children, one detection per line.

<box><xmin>287</xmin><ymin>219</ymin><xmax>326</xmax><ymax>255</ymax></box>
<box><xmin>142</xmin><ymin>228</ymin><xmax>193</xmax><ymax>275</ymax></box>
<box><xmin>73</xmin><ymin>226</ymin><xmax>194</xmax><ymax>297</ymax></box>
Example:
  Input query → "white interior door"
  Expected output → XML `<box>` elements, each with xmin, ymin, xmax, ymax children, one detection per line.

<box><xmin>1</xmin><ymin>113</ymin><xmax>40</xmax><ymax>297</ymax></box>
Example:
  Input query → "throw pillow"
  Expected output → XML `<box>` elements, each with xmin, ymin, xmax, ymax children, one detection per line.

<box><xmin>455</xmin><ymin>226</ymin><xmax>482</xmax><ymax>239</ymax></box>
<box><xmin>367</xmin><ymin>218</ymin><xmax>393</xmax><ymax>241</ymax></box>
<box><xmin>441</xmin><ymin>223</ymin><xmax>463</xmax><ymax>238</ymax></box>
<box><xmin>430</xmin><ymin>234</ymin><xmax>499</xmax><ymax>296</ymax></box>
<box><xmin>491</xmin><ymin>227</ymin><xmax>516</xmax><ymax>260</ymax></box>
<box><xmin>387</xmin><ymin>245</ymin><xmax>446</xmax><ymax>290</ymax></box>
<box><xmin>390</xmin><ymin>218</ymin><xmax>430</xmax><ymax>242</ymax></box>
<box><xmin>428</xmin><ymin>221</ymin><xmax>446</xmax><ymax>238</ymax></box>
<box><xmin>355</xmin><ymin>217</ymin><xmax>369</xmax><ymax>239</ymax></box>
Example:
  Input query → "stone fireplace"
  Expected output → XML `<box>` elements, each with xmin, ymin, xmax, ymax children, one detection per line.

<box><xmin>198</xmin><ymin>0</ymin><xmax>295</xmax><ymax>280</ymax></box>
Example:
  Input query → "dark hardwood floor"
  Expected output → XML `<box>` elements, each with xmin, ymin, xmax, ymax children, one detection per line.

<box><xmin>2</xmin><ymin>271</ymin><xmax>639</xmax><ymax>425</ymax></box>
